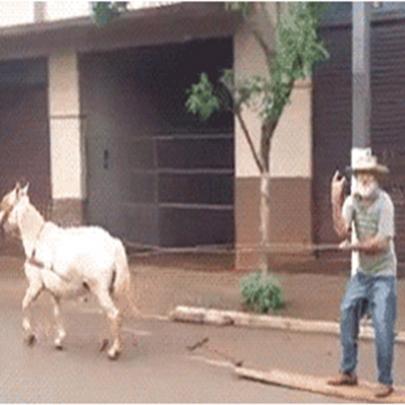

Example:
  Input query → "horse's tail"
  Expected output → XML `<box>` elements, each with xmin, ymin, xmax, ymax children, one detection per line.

<box><xmin>112</xmin><ymin>239</ymin><xmax>130</xmax><ymax>296</ymax></box>
<box><xmin>113</xmin><ymin>239</ymin><xmax>140</xmax><ymax>318</ymax></box>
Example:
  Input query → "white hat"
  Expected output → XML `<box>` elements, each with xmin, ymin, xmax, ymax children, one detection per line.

<box><xmin>350</xmin><ymin>154</ymin><xmax>389</xmax><ymax>175</ymax></box>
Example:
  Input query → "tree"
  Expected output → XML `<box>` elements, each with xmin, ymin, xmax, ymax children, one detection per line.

<box><xmin>91</xmin><ymin>2</ymin><xmax>128</xmax><ymax>26</ymax></box>
<box><xmin>186</xmin><ymin>2</ymin><xmax>329</xmax><ymax>274</ymax></box>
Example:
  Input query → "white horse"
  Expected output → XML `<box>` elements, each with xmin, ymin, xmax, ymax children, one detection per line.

<box><xmin>0</xmin><ymin>182</ymin><xmax>135</xmax><ymax>359</ymax></box>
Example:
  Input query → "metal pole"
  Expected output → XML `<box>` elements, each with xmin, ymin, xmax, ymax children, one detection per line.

<box><xmin>352</xmin><ymin>1</ymin><xmax>371</xmax><ymax>149</ymax></box>
<box><xmin>351</xmin><ymin>2</ymin><xmax>372</xmax><ymax>276</ymax></box>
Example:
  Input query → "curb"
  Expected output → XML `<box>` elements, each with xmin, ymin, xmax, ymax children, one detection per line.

<box><xmin>169</xmin><ymin>305</ymin><xmax>405</xmax><ymax>344</ymax></box>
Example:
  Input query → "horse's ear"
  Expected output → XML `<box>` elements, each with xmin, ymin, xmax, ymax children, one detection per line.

<box><xmin>20</xmin><ymin>182</ymin><xmax>29</xmax><ymax>196</ymax></box>
<box><xmin>15</xmin><ymin>181</ymin><xmax>29</xmax><ymax>199</ymax></box>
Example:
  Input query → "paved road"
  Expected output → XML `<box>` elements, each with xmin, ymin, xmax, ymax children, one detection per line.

<box><xmin>0</xmin><ymin>258</ymin><xmax>404</xmax><ymax>402</ymax></box>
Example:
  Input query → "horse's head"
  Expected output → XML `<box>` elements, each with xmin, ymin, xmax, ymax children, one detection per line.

<box><xmin>0</xmin><ymin>182</ymin><xmax>30</xmax><ymax>232</ymax></box>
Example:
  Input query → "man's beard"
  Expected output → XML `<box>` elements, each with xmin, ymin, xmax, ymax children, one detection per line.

<box><xmin>355</xmin><ymin>180</ymin><xmax>378</xmax><ymax>199</ymax></box>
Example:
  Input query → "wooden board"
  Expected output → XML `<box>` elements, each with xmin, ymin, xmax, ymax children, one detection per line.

<box><xmin>236</xmin><ymin>367</ymin><xmax>405</xmax><ymax>403</ymax></box>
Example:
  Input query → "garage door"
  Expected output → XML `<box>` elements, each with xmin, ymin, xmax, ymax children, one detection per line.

<box><xmin>371</xmin><ymin>19</ymin><xmax>405</xmax><ymax>264</ymax></box>
<box><xmin>312</xmin><ymin>25</ymin><xmax>352</xmax><ymax>247</ymax></box>
<box><xmin>84</xmin><ymin>38</ymin><xmax>234</xmax><ymax>247</ymax></box>
<box><xmin>313</xmin><ymin>19</ymin><xmax>405</xmax><ymax>266</ymax></box>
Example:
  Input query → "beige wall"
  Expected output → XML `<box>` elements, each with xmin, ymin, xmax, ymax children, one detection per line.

<box><xmin>48</xmin><ymin>50</ymin><xmax>80</xmax><ymax>117</ymax></box>
<box><xmin>48</xmin><ymin>50</ymin><xmax>85</xmax><ymax>200</ymax></box>
<box><xmin>234</xmin><ymin>21</ymin><xmax>267</xmax><ymax>178</ymax></box>
<box><xmin>234</xmin><ymin>6</ymin><xmax>313</xmax><ymax>179</ymax></box>
<box><xmin>234</xmin><ymin>79</ymin><xmax>313</xmax><ymax>179</ymax></box>
<box><xmin>234</xmin><ymin>4</ymin><xmax>274</xmax><ymax>178</ymax></box>
<box><xmin>270</xmin><ymin>80</ymin><xmax>313</xmax><ymax>178</ymax></box>
<box><xmin>234</xmin><ymin>5</ymin><xmax>314</xmax><ymax>268</ymax></box>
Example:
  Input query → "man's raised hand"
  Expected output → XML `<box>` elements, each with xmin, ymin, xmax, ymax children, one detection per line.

<box><xmin>331</xmin><ymin>170</ymin><xmax>346</xmax><ymax>207</ymax></box>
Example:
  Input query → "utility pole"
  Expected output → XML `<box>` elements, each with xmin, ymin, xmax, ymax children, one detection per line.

<box><xmin>352</xmin><ymin>2</ymin><xmax>371</xmax><ymax>149</ymax></box>
<box><xmin>351</xmin><ymin>2</ymin><xmax>372</xmax><ymax>275</ymax></box>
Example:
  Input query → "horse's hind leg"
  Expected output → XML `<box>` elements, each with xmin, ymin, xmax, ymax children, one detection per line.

<box><xmin>51</xmin><ymin>295</ymin><xmax>66</xmax><ymax>350</ymax></box>
<box><xmin>95</xmin><ymin>289</ymin><xmax>122</xmax><ymax>360</ymax></box>
<box><xmin>22</xmin><ymin>281</ymin><xmax>43</xmax><ymax>345</ymax></box>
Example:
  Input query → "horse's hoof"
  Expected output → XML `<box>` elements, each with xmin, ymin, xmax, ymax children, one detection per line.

<box><xmin>54</xmin><ymin>337</ymin><xmax>65</xmax><ymax>350</ymax></box>
<box><xmin>107</xmin><ymin>349</ymin><xmax>121</xmax><ymax>360</ymax></box>
<box><xmin>99</xmin><ymin>338</ymin><xmax>109</xmax><ymax>352</ymax></box>
<box><xmin>24</xmin><ymin>333</ymin><xmax>36</xmax><ymax>346</ymax></box>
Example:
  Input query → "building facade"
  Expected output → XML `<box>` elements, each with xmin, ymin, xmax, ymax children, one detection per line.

<box><xmin>0</xmin><ymin>2</ymin><xmax>404</xmax><ymax>271</ymax></box>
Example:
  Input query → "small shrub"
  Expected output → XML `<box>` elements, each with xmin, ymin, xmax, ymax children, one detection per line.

<box><xmin>240</xmin><ymin>271</ymin><xmax>284</xmax><ymax>314</ymax></box>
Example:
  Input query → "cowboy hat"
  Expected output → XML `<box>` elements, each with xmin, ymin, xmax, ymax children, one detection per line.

<box><xmin>346</xmin><ymin>154</ymin><xmax>389</xmax><ymax>175</ymax></box>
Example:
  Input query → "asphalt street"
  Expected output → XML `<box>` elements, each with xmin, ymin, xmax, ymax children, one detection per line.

<box><xmin>1</xmin><ymin>256</ymin><xmax>404</xmax><ymax>403</ymax></box>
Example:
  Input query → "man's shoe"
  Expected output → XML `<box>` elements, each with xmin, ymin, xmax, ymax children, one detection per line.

<box><xmin>327</xmin><ymin>372</ymin><xmax>358</xmax><ymax>386</ymax></box>
<box><xmin>374</xmin><ymin>384</ymin><xmax>394</xmax><ymax>398</ymax></box>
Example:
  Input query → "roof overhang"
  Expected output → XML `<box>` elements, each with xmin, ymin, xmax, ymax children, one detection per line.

<box><xmin>0</xmin><ymin>2</ymin><xmax>241</xmax><ymax>61</ymax></box>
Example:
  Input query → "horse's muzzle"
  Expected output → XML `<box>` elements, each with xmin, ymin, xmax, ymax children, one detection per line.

<box><xmin>0</xmin><ymin>211</ymin><xmax>6</xmax><ymax>242</ymax></box>
<box><xmin>0</xmin><ymin>211</ymin><xmax>6</xmax><ymax>227</ymax></box>
<box><xmin>0</xmin><ymin>209</ymin><xmax>12</xmax><ymax>232</ymax></box>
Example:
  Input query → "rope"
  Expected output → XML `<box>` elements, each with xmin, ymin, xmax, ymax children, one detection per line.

<box><xmin>126</xmin><ymin>241</ymin><xmax>342</xmax><ymax>258</ymax></box>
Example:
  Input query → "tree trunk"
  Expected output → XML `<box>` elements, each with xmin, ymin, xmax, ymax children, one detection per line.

<box><xmin>259</xmin><ymin>122</ymin><xmax>274</xmax><ymax>276</ymax></box>
<box><xmin>260</xmin><ymin>123</ymin><xmax>273</xmax><ymax>276</ymax></box>
<box><xmin>259</xmin><ymin>171</ymin><xmax>271</xmax><ymax>276</ymax></box>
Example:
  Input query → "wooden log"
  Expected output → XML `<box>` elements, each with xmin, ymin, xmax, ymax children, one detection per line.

<box><xmin>169</xmin><ymin>306</ymin><xmax>206</xmax><ymax>323</ymax></box>
<box><xmin>169</xmin><ymin>306</ymin><xmax>405</xmax><ymax>344</ymax></box>
<box><xmin>169</xmin><ymin>306</ymin><xmax>234</xmax><ymax>326</ymax></box>
<box><xmin>236</xmin><ymin>367</ymin><xmax>405</xmax><ymax>403</ymax></box>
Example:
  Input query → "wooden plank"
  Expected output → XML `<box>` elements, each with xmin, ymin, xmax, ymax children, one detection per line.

<box><xmin>236</xmin><ymin>367</ymin><xmax>405</xmax><ymax>403</ymax></box>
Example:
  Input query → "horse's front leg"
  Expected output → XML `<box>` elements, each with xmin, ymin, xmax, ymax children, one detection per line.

<box><xmin>95</xmin><ymin>289</ymin><xmax>122</xmax><ymax>360</ymax></box>
<box><xmin>51</xmin><ymin>295</ymin><xmax>66</xmax><ymax>350</ymax></box>
<box><xmin>22</xmin><ymin>280</ymin><xmax>43</xmax><ymax>345</ymax></box>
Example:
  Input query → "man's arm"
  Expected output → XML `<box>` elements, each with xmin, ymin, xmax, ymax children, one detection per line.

<box><xmin>340</xmin><ymin>235</ymin><xmax>390</xmax><ymax>254</ymax></box>
<box><xmin>331</xmin><ymin>171</ymin><xmax>351</xmax><ymax>238</ymax></box>
<box><xmin>340</xmin><ymin>195</ymin><xmax>394</xmax><ymax>255</ymax></box>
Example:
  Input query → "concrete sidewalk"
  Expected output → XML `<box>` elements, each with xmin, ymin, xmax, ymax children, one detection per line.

<box><xmin>130</xmin><ymin>252</ymin><xmax>405</xmax><ymax>330</ymax></box>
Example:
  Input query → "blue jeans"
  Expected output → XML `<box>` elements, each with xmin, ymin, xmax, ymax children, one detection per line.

<box><xmin>340</xmin><ymin>272</ymin><xmax>397</xmax><ymax>385</ymax></box>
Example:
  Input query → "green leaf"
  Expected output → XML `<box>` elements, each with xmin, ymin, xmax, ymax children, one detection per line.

<box><xmin>91</xmin><ymin>2</ymin><xmax>128</xmax><ymax>26</ymax></box>
<box><xmin>185</xmin><ymin>73</ymin><xmax>222</xmax><ymax>121</ymax></box>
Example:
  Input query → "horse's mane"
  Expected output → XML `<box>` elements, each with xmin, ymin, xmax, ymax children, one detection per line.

<box><xmin>24</xmin><ymin>199</ymin><xmax>46</xmax><ymax>226</ymax></box>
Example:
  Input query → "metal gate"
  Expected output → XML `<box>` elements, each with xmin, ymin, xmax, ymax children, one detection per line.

<box><xmin>84</xmin><ymin>38</ymin><xmax>234</xmax><ymax>247</ymax></box>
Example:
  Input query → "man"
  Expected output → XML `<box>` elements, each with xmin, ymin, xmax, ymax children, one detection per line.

<box><xmin>328</xmin><ymin>153</ymin><xmax>397</xmax><ymax>398</ymax></box>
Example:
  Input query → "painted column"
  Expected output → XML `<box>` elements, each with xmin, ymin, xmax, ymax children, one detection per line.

<box><xmin>234</xmin><ymin>5</ymin><xmax>314</xmax><ymax>269</ymax></box>
<box><xmin>48</xmin><ymin>49</ymin><xmax>86</xmax><ymax>226</ymax></box>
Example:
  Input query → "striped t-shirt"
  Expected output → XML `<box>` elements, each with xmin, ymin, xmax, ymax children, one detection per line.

<box><xmin>342</xmin><ymin>189</ymin><xmax>397</xmax><ymax>276</ymax></box>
